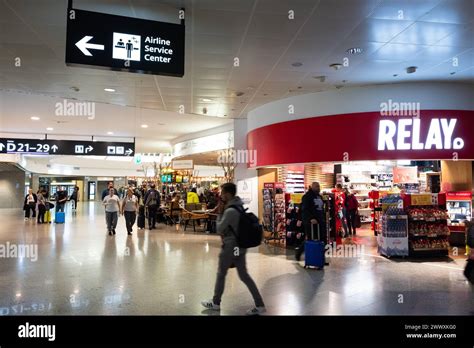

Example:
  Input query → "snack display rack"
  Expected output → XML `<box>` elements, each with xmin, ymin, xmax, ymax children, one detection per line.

<box><xmin>404</xmin><ymin>193</ymin><xmax>449</xmax><ymax>256</ymax></box>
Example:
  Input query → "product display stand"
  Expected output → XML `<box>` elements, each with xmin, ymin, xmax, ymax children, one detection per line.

<box><xmin>377</xmin><ymin>195</ymin><xmax>409</xmax><ymax>257</ymax></box>
<box><xmin>405</xmin><ymin>193</ymin><xmax>449</xmax><ymax>256</ymax></box>
<box><xmin>284</xmin><ymin>193</ymin><xmax>303</xmax><ymax>247</ymax></box>
<box><xmin>262</xmin><ymin>183</ymin><xmax>286</xmax><ymax>244</ymax></box>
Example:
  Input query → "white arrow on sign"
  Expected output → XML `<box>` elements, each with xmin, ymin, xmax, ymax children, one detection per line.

<box><xmin>51</xmin><ymin>145</ymin><xmax>58</xmax><ymax>153</ymax></box>
<box><xmin>75</xmin><ymin>36</ymin><xmax>105</xmax><ymax>56</ymax></box>
<box><xmin>85</xmin><ymin>145</ymin><xmax>93</xmax><ymax>153</ymax></box>
<box><xmin>125</xmin><ymin>148</ymin><xmax>133</xmax><ymax>156</ymax></box>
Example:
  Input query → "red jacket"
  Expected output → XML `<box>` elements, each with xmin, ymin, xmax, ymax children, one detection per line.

<box><xmin>345</xmin><ymin>194</ymin><xmax>358</xmax><ymax>211</ymax></box>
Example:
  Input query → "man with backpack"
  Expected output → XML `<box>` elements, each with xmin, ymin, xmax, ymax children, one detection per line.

<box><xmin>201</xmin><ymin>183</ymin><xmax>266</xmax><ymax>315</ymax></box>
<box><xmin>144</xmin><ymin>183</ymin><xmax>160</xmax><ymax>230</ymax></box>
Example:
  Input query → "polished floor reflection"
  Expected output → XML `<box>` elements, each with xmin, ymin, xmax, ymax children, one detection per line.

<box><xmin>0</xmin><ymin>202</ymin><xmax>472</xmax><ymax>316</ymax></box>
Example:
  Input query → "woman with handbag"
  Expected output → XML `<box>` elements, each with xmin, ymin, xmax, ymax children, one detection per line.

<box><xmin>344</xmin><ymin>188</ymin><xmax>359</xmax><ymax>237</ymax></box>
<box><xmin>23</xmin><ymin>189</ymin><xmax>37</xmax><ymax>221</ymax></box>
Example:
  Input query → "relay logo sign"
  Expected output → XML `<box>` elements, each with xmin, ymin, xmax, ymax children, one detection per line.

<box><xmin>66</xmin><ymin>8</ymin><xmax>184</xmax><ymax>77</ymax></box>
<box><xmin>378</xmin><ymin>118</ymin><xmax>464</xmax><ymax>151</ymax></box>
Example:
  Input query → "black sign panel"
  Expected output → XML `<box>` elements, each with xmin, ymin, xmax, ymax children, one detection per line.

<box><xmin>0</xmin><ymin>138</ymin><xmax>135</xmax><ymax>157</ymax></box>
<box><xmin>66</xmin><ymin>8</ymin><xmax>185</xmax><ymax>77</ymax></box>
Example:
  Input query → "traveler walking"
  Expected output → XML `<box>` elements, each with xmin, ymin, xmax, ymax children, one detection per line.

<box><xmin>23</xmin><ymin>189</ymin><xmax>37</xmax><ymax>221</ymax></box>
<box><xmin>101</xmin><ymin>182</ymin><xmax>118</xmax><ymax>200</ymax></box>
<box><xmin>144</xmin><ymin>184</ymin><xmax>160</xmax><ymax>230</ymax></box>
<box><xmin>37</xmin><ymin>190</ymin><xmax>46</xmax><ymax>224</ymax></box>
<box><xmin>295</xmin><ymin>182</ymin><xmax>327</xmax><ymax>262</ymax></box>
<box><xmin>201</xmin><ymin>183</ymin><xmax>266</xmax><ymax>315</ymax></box>
<box><xmin>122</xmin><ymin>188</ymin><xmax>139</xmax><ymax>235</ymax></box>
<box><xmin>70</xmin><ymin>186</ymin><xmax>79</xmax><ymax>210</ymax></box>
<box><xmin>103</xmin><ymin>188</ymin><xmax>121</xmax><ymax>235</ymax></box>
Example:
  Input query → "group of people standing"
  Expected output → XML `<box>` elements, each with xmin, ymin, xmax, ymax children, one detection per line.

<box><xmin>101</xmin><ymin>182</ymin><xmax>161</xmax><ymax>236</ymax></box>
<box><xmin>23</xmin><ymin>186</ymin><xmax>79</xmax><ymax>223</ymax></box>
<box><xmin>294</xmin><ymin>182</ymin><xmax>360</xmax><ymax>262</ymax></box>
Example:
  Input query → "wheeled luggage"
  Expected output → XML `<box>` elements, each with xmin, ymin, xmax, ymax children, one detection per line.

<box><xmin>55</xmin><ymin>211</ymin><xmax>65</xmax><ymax>224</ymax></box>
<box><xmin>137</xmin><ymin>206</ymin><xmax>145</xmax><ymax>229</ymax></box>
<box><xmin>304</xmin><ymin>223</ymin><xmax>325</xmax><ymax>269</ymax></box>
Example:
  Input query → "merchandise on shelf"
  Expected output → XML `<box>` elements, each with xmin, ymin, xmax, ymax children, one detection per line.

<box><xmin>410</xmin><ymin>238</ymin><xmax>450</xmax><ymax>250</ymax></box>
<box><xmin>407</xmin><ymin>207</ymin><xmax>449</xmax><ymax>220</ymax></box>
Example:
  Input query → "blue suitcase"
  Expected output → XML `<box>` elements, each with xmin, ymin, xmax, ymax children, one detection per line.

<box><xmin>55</xmin><ymin>211</ymin><xmax>65</xmax><ymax>224</ymax></box>
<box><xmin>304</xmin><ymin>224</ymin><xmax>325</xmax><ymax>269</ymax></box>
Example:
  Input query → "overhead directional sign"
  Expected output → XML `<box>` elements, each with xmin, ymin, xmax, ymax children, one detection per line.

<box><xmin>0</xmin><ymin>138</ymin><xmax>135</xmax><ymax>157</ymax></box>
<box><xmin>66</xmin><ymin>8</ymin><xmax>185</xmax><ymax>77</ymax></box>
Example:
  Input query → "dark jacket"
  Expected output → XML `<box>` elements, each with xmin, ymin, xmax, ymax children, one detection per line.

<box><xmin>301</xmin><ymin>190</ymin><xmax>325</xmax><ymax>224</ymax></box>
<box><xmin>467</xmin><ymin>223</ymin><xmax>474</xmax><ymax>248</ymax></box>
<box><xmin>145</xmin><ymin>189</ymin><xmax>161</xmax><ymax>207</ymax></box>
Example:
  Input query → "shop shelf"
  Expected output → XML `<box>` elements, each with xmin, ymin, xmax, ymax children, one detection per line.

<box><xmin>410</xmin><ymin>248</ymin><xmax>449</xmax><ymax>252</ymax></box>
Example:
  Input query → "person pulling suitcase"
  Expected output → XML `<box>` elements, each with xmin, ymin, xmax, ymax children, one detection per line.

<box><xmin>295</xmin><ymin>182</ymin><xmax>328</xmax><ymax>266</ymax></box>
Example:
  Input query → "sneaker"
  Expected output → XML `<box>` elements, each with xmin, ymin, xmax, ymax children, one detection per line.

<box><xmin>108</xmin><ymin>230</ymin><xmax>112</xmax><ymax>235</ymax></box>
<box><xmin>24</xmin><ymin>218</ymin><xmax>29</xmax><ymax>221</ymax></box>
<box><xmin>113</xmin><ymin>229</ymin><xmax>116</xmax><ymax>235</ymax></box>
<box><xmin>201</xmin><ymin>300</ymin><xmax>220</xmax><ymax>311</ymax></box>
<box><xmin>246</xmin><ymin>306</ymin><xmax>266</xmax><ymax>316</ymax></box>
<box><xmin>128</xmin><ymin>232</ymin><xmax>132</xmax><ymax>236</ymax></box>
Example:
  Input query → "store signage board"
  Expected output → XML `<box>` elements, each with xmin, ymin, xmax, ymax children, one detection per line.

<box><xmin>378</xmin><ymin>118</ymin><xmax>464</xmax><ymax>151</ymax></box>
<box><xmin>0</xmin><ymin>138</ymin><xmax>135</xmax><ymax>157</ymax></box>
<box><xmin>66</xmin><ymin>8</ymin><xmax>185</xmax><ymax>77</ymax></box>
<box><xmin>410</xmin><ymin>194</ymin><xmax>433</xmax><ymax>206</ymax></box>
<box><xmin>446</xmin><ymin>191</ymin><xmax>472</xmax><ymax>201</ymax></box>
<box><xmin>172</xmin><ymin>159</ymin><xmax>193</xmax><ymax>170</ymax></box>
<box><xmin>393</xmin><ymin>166</ymin><xmax>418</xmax><ymax>184</ymax></box>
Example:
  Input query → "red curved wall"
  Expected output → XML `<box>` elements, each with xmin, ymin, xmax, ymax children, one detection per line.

<box><xmin>247</xmin><ymin>110</ymin><xmax>474</xmax><ymax>167</ymax></box>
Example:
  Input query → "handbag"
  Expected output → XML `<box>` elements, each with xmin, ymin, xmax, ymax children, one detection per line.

<box><xmin>355</xmin><ymin>211</ymin><xmax>362</xmax><ymax>228</ymax></box>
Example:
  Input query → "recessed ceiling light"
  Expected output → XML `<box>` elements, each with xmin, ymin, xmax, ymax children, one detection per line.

<box><xmin>406</xmin><ymin>66</ymin><xmax>417</xmax><ymax>74</ymax></box>
<box><xmin>107</xmin><ymin>131</ymin><xmax>114</xmax><ymax>135</ymax></box>
<box><xmin>313</xmin><ymin>75</ymin><xmax>326</xmax><ymax>82</ymax></box>
<box><xmin>104</xmin><ymin>88</ymin><xmax>116</xmax><ymax>92</ymax></box>
<box><xmin>201</xmin><ymin>98</ymin><xmax>213</xmax><ymax>102</ymax></box>
<box><xmin>46</xmin><ymin>127</ymin><xmax>54</xmax><ymax>131</ymax></box>
<box><xmin>141</xmin><ymin>124</ymin><xmax>148</xmax><ymax>128</ymax></box>
<box><xmin>393</xmin><ymin>74</ymin><xmax>398</xmax><ymax>77</ymax></box>
<box><xmin>329</xmin><ymin>63</ymin><xmax>343</xmax><ymax>70</ymax></box>
<box><xmin>31</xmin><ymin>116</ymin><xmax>40</xmax><ymax>120</ymax></box>
<box><xmin>291</xmin><ymin>62</ymin><xmax>303</xmax><ymax>67</ymax></box>
<box><xmin>346</xmin><ymin>47</ymin><xmax>363</xmax><ymax>54</ymax></box>
<box><xmin>450</xmin><ymin>71</ymin><xmax>456</xmax><ymax>75</ymax></box>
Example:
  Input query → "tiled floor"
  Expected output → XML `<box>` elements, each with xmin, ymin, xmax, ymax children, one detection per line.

<box><xmin>0</xmin><ymin>202</ymin><xmax>472</xmax><ymax>316</ymax></box>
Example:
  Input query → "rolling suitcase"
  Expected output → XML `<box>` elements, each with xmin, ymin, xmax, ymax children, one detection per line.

<box><xmin>137</xmin><ymin>206</ymin><xmax>145</xmax><ymax>229</ymax></box>
<box><xmin>44</xmin><ymin>210</ymin><xmax>52</xmax><ymax>223</ymax></box>
<box><xmin>55</xmin><ymin>211</ymin><xmax>65</xmax><ymax>224</ymax></box>
<box><xmin>304</xmin><ymin>223</ymin><xmax>325</xmax><ymax>269</ymax></box>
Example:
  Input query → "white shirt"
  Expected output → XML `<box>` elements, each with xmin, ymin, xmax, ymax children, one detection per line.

<box><xmin>103</xmin><ymin>195</ymin><xmax>120</xmax><ymax>212</ymax></box>
<box><xmin>122</xmin><ymin>195</ymin><xmax>138</xmax><ymax>212</ymax></box>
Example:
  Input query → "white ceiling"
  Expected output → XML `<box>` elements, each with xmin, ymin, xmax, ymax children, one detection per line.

<box><xmin>0</xmin><ymin>0</ymin><xmax>473</xmax><ymax>147</ymax></box>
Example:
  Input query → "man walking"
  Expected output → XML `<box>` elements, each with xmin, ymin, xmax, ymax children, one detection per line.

<box><xmin>295</xmin><ymin>182</ymin><xmax>327</xmax><ymax>263</ymax></box>
<box><xmin>201</xmin><ymin>183</ymin><xmax>266</xmax><ymax>315</ymax></box>
<box><xmin>144</xmin><ymin>183</ymin><xmax>160</xmax><ymax>230</ymax></box>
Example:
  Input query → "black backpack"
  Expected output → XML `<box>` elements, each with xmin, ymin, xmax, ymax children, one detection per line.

<box><xmin>229</xmin><ymin>205</ymin><xmax>263</xmax><ymax>248</ymax></box>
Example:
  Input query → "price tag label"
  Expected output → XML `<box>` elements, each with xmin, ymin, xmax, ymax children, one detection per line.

<box><xmin>411</xmin><ymin>194</ymin><xmax>432</xmax><ymax>206</ymax></box>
